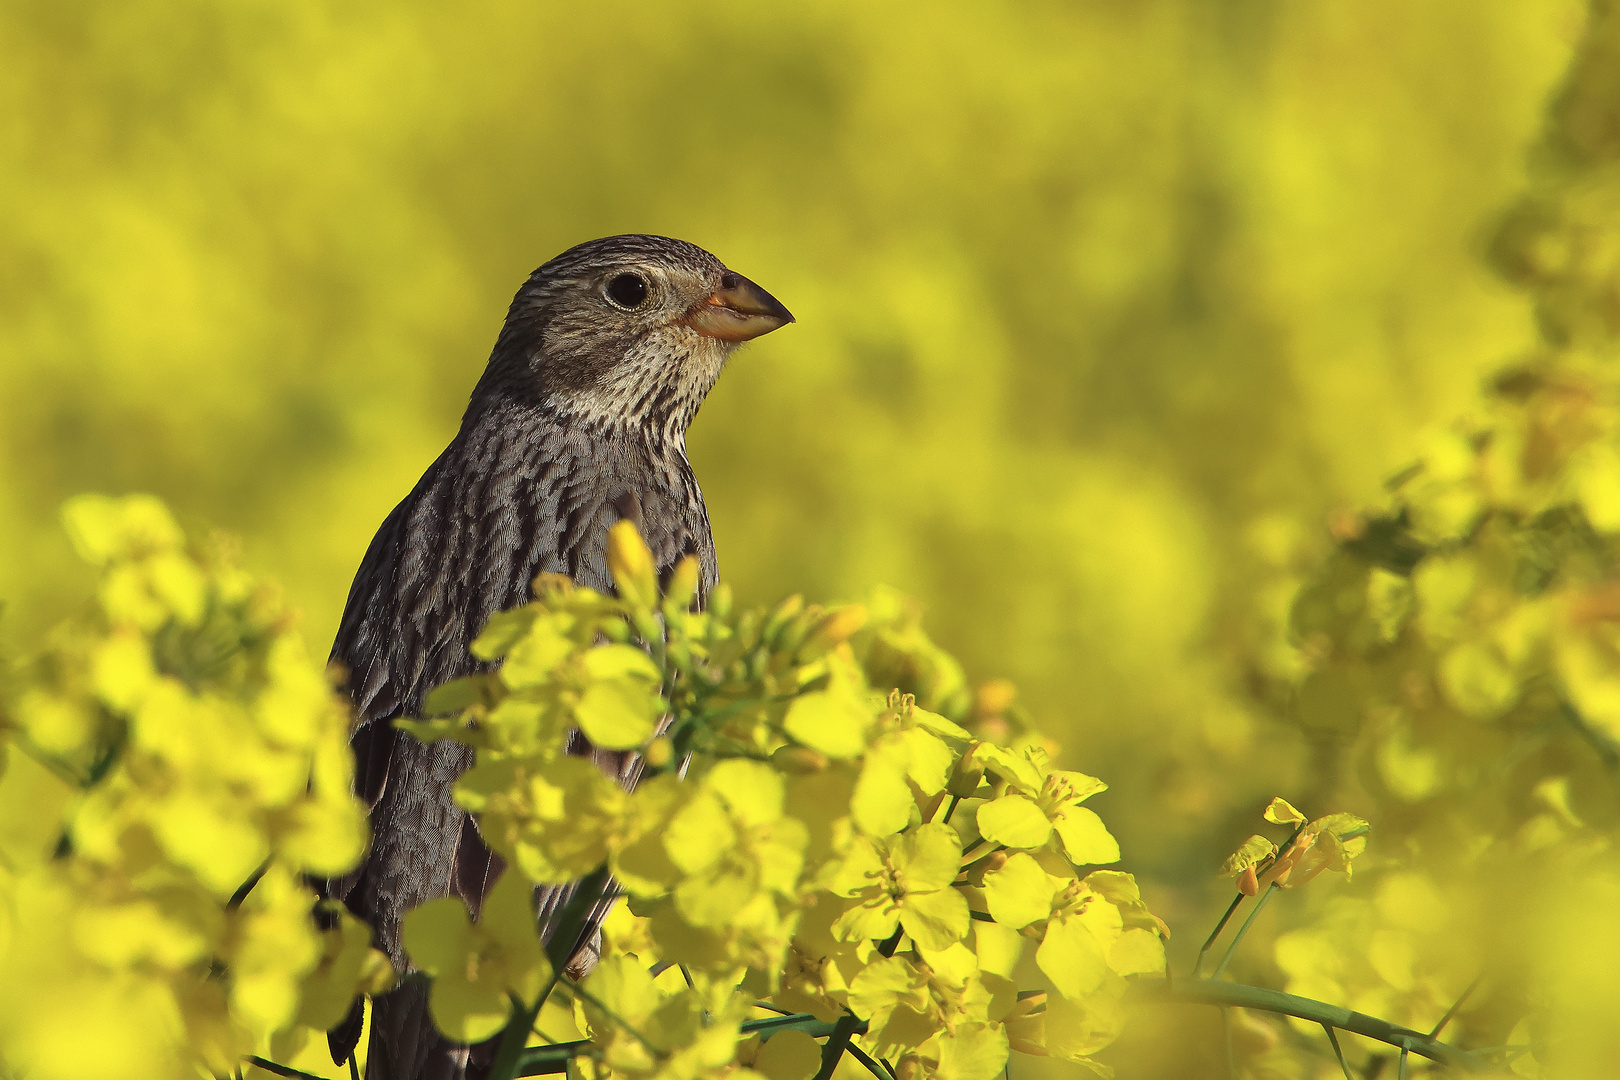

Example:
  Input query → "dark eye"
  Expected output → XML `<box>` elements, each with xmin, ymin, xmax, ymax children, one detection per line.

<box><xmin>606</xmin><ymin>273</ymin><xmax>649</xmax><ymax>309</ymax></box>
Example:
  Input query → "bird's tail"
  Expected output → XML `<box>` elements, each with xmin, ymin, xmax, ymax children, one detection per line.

<box><xmin>360</xmin><ymin>981</ymin><xmax>499</xmax><ymax>1080</ymax></box>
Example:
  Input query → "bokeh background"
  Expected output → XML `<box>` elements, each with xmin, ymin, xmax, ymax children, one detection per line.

<box><xmin>0</xmin><ymin>1</ymin><xmax>1598</xmax><ymax>1075</ymax></box>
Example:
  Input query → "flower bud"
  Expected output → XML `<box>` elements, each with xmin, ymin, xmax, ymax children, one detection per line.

<box><xmin>645</xmin><ymin>736</ymin><xmax>674</xmax><ymax>770</ymax></box>
<box><xmin>761</xmin><ymin>594</ymin><xmax>805</xmax><ymax>645</ymax></box>
<box><xmin>661</xmin><ymin>556</ymin><xmax>701</xmax><ymax>617</ymax></box>
<box><xmin>947</xmin><ymin>746</ymin><xmax>986</xmax><ymax>797</ymax></box>
<box><xmin>709</xmin><ymin>583</ymin><xmax>734</xmax><ymax>621</ymax></box>
<box><xmin>798</xmin><ymin>604</ymin><xmax>869</xmax><ymax>660</ymax></box>
<box><xmin>606</xmin><ymin>520</ymin><xmax>658</xmax><ymax>610</ymax></box>
<box><xmin>975</xmin><ymin>678</ymin><xmax>1018</xmax><ymax>716</ymax></box>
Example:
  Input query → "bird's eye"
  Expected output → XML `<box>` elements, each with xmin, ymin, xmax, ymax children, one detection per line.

<box><xmin>605</xmin><ymin>273</ymin><xmax>649</xmax><ymax>309</ymax></box>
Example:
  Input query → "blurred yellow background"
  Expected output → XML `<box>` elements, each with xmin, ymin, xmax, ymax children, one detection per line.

<box><xmin>0</xmin><ymin>2</ymin><xmax>1593</xmax><ymax>1074</ymax></box>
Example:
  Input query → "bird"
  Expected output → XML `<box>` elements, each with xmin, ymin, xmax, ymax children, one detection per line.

<box><xmin>320</xmin><ymin>235</ymin><xmax>793</xmax><ymax>1080</ymax></box>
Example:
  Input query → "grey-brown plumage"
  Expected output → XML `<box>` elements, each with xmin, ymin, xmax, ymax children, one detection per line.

<box><xmin>322</xmin><ymin>235</ymin><xmax>792</xmax><ymax>1080</ymax></box>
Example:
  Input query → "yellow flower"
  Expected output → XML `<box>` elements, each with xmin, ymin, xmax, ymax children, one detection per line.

<box><xmin>402</xmin><ymin>870</ymin><xmax>551</xmax><ymax>1044</ymax></box>
<box><xmin>829</xmin><ymin>824</ymin><xmax>969</xmax><ymax>950</ymax></box>
<box><xmin>972</xmin><ymin>749</ymin><xmax>1119</xmax><ymax>866</ymax></box>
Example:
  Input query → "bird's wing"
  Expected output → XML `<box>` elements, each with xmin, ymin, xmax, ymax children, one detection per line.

<box><xmin>325</xmin><ymin>423</ymin><xmax>718</xmax><ymax>1073</ymax></box>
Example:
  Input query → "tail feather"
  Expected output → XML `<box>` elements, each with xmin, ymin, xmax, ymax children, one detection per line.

<box><xmin>328</xmin><ymin>995</ymin><xmax>365</xmax><ymax>1069</ymax></box>
<box><xmin>363</xmin><ymin>982</ymin><xmax>496</xmax><ymax>1080</ymax></box>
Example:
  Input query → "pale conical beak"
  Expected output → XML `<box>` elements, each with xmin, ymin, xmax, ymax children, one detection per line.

<box><xmin>685</xmin><ymin>271</ymin><xmax>795</xmax><ymax>342</ymax></box>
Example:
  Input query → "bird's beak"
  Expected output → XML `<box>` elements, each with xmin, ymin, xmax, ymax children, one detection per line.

<box><xmin>685</xmin><ymin>272</ymin><xmax>795</xmax><ymax>342</ymax></box>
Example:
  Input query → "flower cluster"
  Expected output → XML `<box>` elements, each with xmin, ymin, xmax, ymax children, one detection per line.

<box><xmin>400</xmin><ymin>522</ymin><xmax>1165</xmax><ymax>1080</ymax></box>
<box><xmin>0</xmin><ymin>496</ymin><xmax>390</xmax><ymax>1080</ymax></box>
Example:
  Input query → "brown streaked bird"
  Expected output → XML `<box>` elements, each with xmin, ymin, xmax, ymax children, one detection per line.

<box><xmin>322</xmin><ymin>235</ymin><xmax>793</xmax><ymax>1080</ymax></box>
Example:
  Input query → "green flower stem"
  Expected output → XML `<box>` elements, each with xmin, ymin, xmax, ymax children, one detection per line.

<box><xmin>11</xmin><ymin>732</ymin><xmax>90</xmax><ymax>788</ymax></box>
<box><xmin>812</xmin><ymin>928</ymin><xmax>903</xmax><ymax>1080</ymax></box>
<box><xmin>515</xmin><ymin>1012</ymin><xmax>864</xmax><ymax>1075</ymax></box>
<box><xmin>1323</xmin><ymin>1022</ymin><xmax>1353</xmax><ymax>1080</ymax></box>
<box><xmin>563</xmin><ymin>977</ymin><xmax>665</xmax><ymax>1058</ymax></box>
<box><xmin>1561</xmin><ymin>703</ymin><xmax>1620</xmax><ymax>781</ymax></box>
<box><xmin>488</xmin><ymin>867</ymin><xmax>611</xmax><ymax>1080</ymax></box>
<box><xmin>752</xmin><ymin>1000</ymin><xmax>797</xmax><ymax>1015</ymax></box>
<box><xmin>225</xmin><ymin>860</ymin><xmax>270</xmax><ymax>911</ymax></box>
<box><xmin>1210</xmin><ymin>882</ymin><xmax>1279</xmax><ymax>979</ymax></box>
<box><xmin>244</xmin><ymin>1057</ymin><xmax>330</xmax><ymax>1080</ymax></box>
<box><xmin>1427</xmin><ymin>975</ymin><xmax>1480</xmax><ymax>1039</ymax></box>
<box><xmin>1221</xmin><ymin>1007</ymin><xmax>1236</xmax><ymax>1080</ymax></box>
<box><xmin>742</xmin><ymin>1013</ymin><xmax>857</xmax><ymax>1039</ymax></box>
<box><xmin>847</xmin><ymin>1040</ymin><xmax>896</xmax><ymax>1079</ymax></box>
<box><xmin>1156</xmin><ymin>979</ymin><xmax>1484</xmax><ymax>1072</ymax></box>
<box><xmin>1192</xmin><ymin>893</ymin><xmax>1245</xmax><ymax>977</ymax></box>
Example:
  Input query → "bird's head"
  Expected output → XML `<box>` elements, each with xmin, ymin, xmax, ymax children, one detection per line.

<box><xmin>477</xmin><ymin>234</ymin><xmax>793</xmax><ymax>441</ymax></box>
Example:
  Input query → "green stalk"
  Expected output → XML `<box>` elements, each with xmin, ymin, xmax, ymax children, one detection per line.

<box><xmin>811</xmin><ymin>928</ymin><xmax>902</xmax><ymax>1080</ymax></box>
<box><xmin>1192</xmin><ymin>893</ymin><xmax>1245</xmax><ymax>977</ymax></box>
<box><xmin>1156</xmin><ymin>979</ymin><xmax>1484</xmax><ymax>1071</ymax></box>
<box><xmin>488</xmin><ymin>867</ymin><xmax>611</xmax><ymax>1080</ymax></box>
<box><xmin>1210</xmin><ymin>883</ymin><xmax>1279</xmax><ymax>979</ymax></box>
